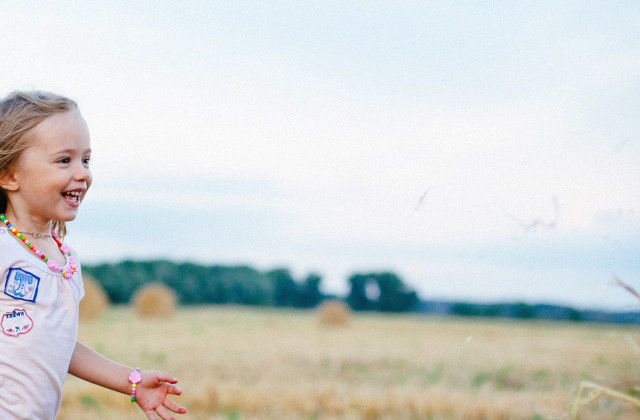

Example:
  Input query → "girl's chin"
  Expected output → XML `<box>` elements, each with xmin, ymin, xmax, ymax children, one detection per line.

<box><xmin>63</xmin><ymin>211</ymin><xmax>79</xmax><ymax>221</ymax></box>
<box><xmin>56</xmin><ymin>208</ymin><xmax>80</xmax><ymax>222</ymax></box>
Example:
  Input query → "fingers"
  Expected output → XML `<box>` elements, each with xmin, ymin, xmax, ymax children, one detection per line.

<box><xmin>141</xmin><ymin>400</ymin><xmax>186</xmax><ymax>420</ymax></box>
<box><xmin>144</xmin><ymin>409</ymin><xmax>159</xmax><ymax>420</ymax></box>
<box><xmin>145</xmin><ymin>405</ymin><xmax>181</xmax><ymax>420</ymax></box>
<box><xmin>164</xmin><ymin>397</ymin><xmax>188</xmax><ymax>414</ymax></box>
<box><xmin>155</xmin><ymin>371</ymin><xmax>179</xmax><ymax>384</ymax></box>
<box><xmin>165</xmin><ymin>382</ymin><xmax>182</xmax><ymax>396</ymax></box>
<box><xmin>143</xmin><ymin>370</ymin><xmax>179</xmax><ymax>385</ymax></box>
<box><xmin>154</xmin><ymin>405</ymin><xmax>177</xmax><ymax>420</ymax></box>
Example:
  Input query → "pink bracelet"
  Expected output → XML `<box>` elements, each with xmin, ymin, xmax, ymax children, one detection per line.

<box><xmin>129</xmin><ymin>368</ymin><xmax>141</xmax><ymax>403</ymax></box>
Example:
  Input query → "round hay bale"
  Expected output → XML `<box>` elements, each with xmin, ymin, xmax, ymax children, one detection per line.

<box><xmin>79</xmin><ymin>275</ymin><xmax>109</xmax><ymax>320</ymax></box>
<box><xmin>132</xmin><ymin>283</ymin><xmax>177</xmax><ymax>319</ymax></box>
<box><xmin>317</xmin><ymin>299</ymin><xmax>351</xmax><ymax>326</ymax></box>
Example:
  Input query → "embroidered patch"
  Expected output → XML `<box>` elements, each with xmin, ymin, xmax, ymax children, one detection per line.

<box><xmin>1</xmin><ymin>308</ymin><xmax>33</xmax><ymax>337</ymax></box>
<box><xmin>4</xmin><ymin>268</ymin><xmax>40</xmax><ymax>302</ymax></box>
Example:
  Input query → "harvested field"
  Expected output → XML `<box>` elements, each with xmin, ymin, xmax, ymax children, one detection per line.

<box><xmin>60</xmin><ymin>306</ymin><xmax>640</xmax><ymax>419</ymax></box>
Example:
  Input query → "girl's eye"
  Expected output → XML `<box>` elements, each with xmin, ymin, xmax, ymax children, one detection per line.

<box><xmin>58</xmin><ymin>157</ymin><xmax>71</xmax><ymax>164</ymax></box>
<box><xmin>82</xmin><ymin>157</ymin><xmax>91</xmax><ymax>165</ymax></box>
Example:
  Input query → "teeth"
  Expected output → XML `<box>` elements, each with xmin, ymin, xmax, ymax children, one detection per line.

<box><xmin>64</xmin><ymin>191</ymin><xmax>82</xmax><ymax>196</ymax></box>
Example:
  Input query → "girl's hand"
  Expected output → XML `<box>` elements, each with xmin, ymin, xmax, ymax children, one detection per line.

<box><xmin>135</xmin><ymin>370</ymin><xmax>187</xmax><ymax>420</ymax></box>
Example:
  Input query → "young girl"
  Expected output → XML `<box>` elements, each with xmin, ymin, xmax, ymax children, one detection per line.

<box><xmin>0</xmin><ymin>90</ymin><xmax>187</xmax><ymax>420</ymax></box>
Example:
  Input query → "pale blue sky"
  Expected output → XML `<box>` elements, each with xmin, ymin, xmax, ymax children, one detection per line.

<box><xmin>1</xmin><ymin>1</ymin><xmax>639</xmax><ymax>309</ymax></box>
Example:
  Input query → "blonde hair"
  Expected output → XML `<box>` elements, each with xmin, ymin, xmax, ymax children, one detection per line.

<box><xmin>0</xmin><ymin>90</ymin><xmax>78</xmax><ymax>238</ymax></box>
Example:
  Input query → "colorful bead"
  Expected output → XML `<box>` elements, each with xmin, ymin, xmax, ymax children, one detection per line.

<box><xmin>0</xmin><ymin>214</ymin><xmax>77</xmax><ymax>279</ymax></box>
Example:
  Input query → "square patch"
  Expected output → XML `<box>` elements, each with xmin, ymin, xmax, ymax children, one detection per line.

<box><xmin>4</xmin><ymin>268</ymin><xmax>40</xmax><ymax>302</ymax></box>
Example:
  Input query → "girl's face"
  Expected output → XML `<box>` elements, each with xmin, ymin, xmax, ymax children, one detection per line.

<box><xmin>3</xmin><ymin>109</ymin><xmax>92</xmax><ymax>224</ymax></box>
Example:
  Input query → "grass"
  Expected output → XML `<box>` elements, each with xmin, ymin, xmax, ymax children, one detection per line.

<box><xmin>59</xmin><ymin>306</ymin><xmax>640</xmax><ymax>419</ymax></box>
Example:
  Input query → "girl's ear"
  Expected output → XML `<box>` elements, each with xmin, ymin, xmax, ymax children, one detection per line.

<box><xmin>0</xmin><ymin>170</ymin><xmax>19</xmax><ymax>191</ymax></box>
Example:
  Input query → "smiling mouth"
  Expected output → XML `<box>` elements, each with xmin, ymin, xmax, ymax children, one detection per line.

<box><xmin>61</xmin><ymin>191</ymin><xmax>82</xmax><ymax>205</ymax></box>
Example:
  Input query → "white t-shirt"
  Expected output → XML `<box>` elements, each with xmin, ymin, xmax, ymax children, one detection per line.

<box><xmin>0</xmin><ymin>226</ymin><xmax>84</xmax><ymax>420</ymax></box>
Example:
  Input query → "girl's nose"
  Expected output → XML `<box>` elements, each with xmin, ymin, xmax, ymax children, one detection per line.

<box><xmin>74</xmin><ymin>163</ymin><xmax>92</xmax><ymax>181</ymax></box>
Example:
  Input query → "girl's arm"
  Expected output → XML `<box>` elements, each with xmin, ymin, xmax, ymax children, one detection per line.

<box><xmin>68</xmin><ymin>342</ymin><xmax>187</xmax><ymax>420</ymax></box>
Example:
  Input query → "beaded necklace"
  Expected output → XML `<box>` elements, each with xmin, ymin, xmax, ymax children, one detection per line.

<box><xmin>0</xmin><ymin>214</ymin><xmax>77</xmax><ymax>279</ymax></box>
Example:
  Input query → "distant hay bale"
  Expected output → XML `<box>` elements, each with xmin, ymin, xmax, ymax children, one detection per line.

<box><xmin>317</xmin><ymin>299</ymin><xmax>351</xmax><ymax>326</ymax></box>
<box><xmin>132</xmin><ymin>283</ymin><xmax>177</xmax><ymax>319</ymax></box>
<box><xmin>79</xmin><ymin>275</ymin><xmax>109</xmax><ymax>320</ymax></box>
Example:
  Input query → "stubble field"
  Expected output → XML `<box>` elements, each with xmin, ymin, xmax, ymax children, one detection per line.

<box><xmin>60</xmin><ymin>306</ymin><xmax>640</xmax><ymax>419</ymax></box>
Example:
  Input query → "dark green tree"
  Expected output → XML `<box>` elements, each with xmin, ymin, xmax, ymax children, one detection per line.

<box><xmin>347</xmin><ymin>272</ymin><xmax>418</xmax><ymax>312</ymax></box>
<box><xmin>375</xmin><ymin>272</ymin><xmax>419</xmax><ymax>312</ymax></box>
<box><xmin>514</xmin><ymin>302</ymin><xmax>535</xmax><ymax>319</ymax></box>
<box><xmin>267</xmin><ymin>268</ymin><xmax>299</xmax><ymax>307</ymax></box>
<box><xmin>346</xmin><ymin>274</ymin><xmax>373</xmax><ymax>311</ymax></box>
<box><xmin>298</xmin><ymin>273</ymin><xmax>323</xmax><ymax>308</ymax></box>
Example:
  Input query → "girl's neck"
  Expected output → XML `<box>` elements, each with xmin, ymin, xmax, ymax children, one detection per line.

<box><xmin>0</xmin><ymin>211</ymin><xmax>71</xmax><ymax>270</ymax></box>
<box><xmin>2</xmin><ymin>208</ymin><xmax>53</xmax><ymax>235</ymax></box>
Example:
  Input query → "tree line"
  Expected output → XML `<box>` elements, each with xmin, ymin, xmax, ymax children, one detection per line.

<box><xmin>82</xmin><ymin>260</ymin><xmax>640</xmax><ymax>323</ymax></box>
<box><xmin>82</xmin><ymin>260</ymin><xmax>419</xmax><ymax>312</ymax></box>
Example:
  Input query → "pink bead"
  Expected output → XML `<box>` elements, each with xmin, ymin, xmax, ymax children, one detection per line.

<box><xmin>129</xmin><ymin>369</ymin><xmax>142</xmax><ymax>383</ymax></box>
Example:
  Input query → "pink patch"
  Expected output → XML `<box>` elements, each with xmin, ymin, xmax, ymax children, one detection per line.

<box><xmin>2</xmin><ymin>308</ymin><xmax>34</xmax><ymax>337</ymax></box>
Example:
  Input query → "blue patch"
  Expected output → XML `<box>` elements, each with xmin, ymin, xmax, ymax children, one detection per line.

<box><xmin>4</xmin><ymin>268</ymin><xmax>40</xmax><ymax>302</ymax></box>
